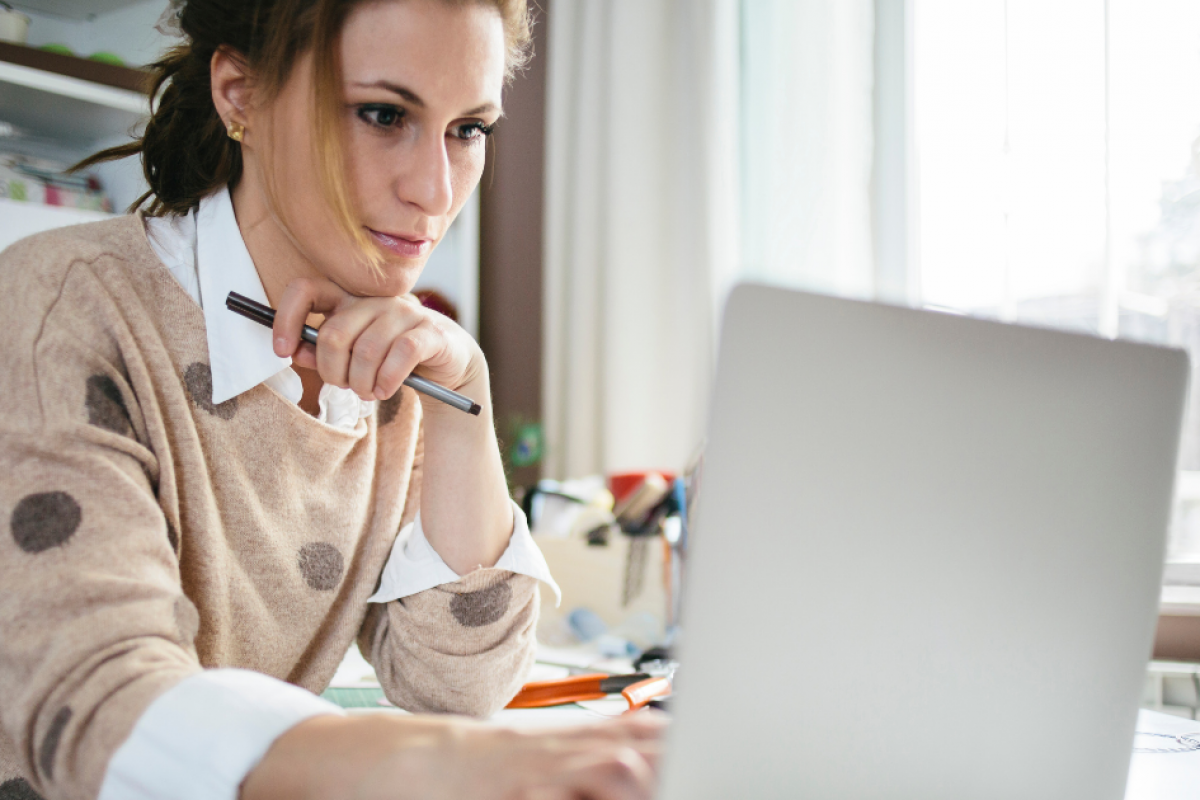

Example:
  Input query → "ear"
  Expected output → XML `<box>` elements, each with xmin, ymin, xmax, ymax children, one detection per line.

<box><xmin>210</xmin><ymin>46</ymin><xmax>254</xmax><ymax>141</ymax></box>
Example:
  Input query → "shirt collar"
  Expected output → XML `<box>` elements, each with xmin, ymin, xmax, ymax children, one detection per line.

<box><xmin>196</xmin><ymin>187</ymin><xmax>293</xmax><ymax>405</ymax></box>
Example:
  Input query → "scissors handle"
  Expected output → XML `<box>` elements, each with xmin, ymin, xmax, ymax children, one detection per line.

<box><xmin>621</xmin><ymin>676</ymin><xmax>672</xmax><ymax>713</ymax></box>
<box><xmin>506</xmin><ymin>673</ymin><xmax>657</xmax><ymax>709</ymax></box>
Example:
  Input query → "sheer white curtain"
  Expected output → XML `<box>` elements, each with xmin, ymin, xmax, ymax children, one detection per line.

<box><xmin>739</xmin><ymin>0</ymin><xmax>876</xmax><ymax>300</ymax></box>
<box><xmin>542</xmin><ymin>0</ymin><xmax>877</xmax><ymax>478</ymax></box>
<box><xmin>542</xmin><ymin>0</ymin><xmax>740</xmax><ymax>478</ymax></box>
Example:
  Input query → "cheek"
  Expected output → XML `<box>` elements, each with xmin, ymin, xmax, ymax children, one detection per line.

<box><xmin>266</xmin><ymin>113</ymin><xmax>353</xmax><ymax>251</ymax></box>
<box><xmin>266</xmin><ymin>99</ymin><xmax>316</xmax><ymax>194</ymax></box>
<box><xmin>344</xmin><ymin>134</ymin><xmax>389</xmax><ymax>204</ymax></box>
<box><xmin>448</xmin><ymin>145</ymin><xmax>487</xmax><ymax>211</ymax></box>
<box><xmin>344</xmin><ymin>134</ymin><xmax>487</xmax><ymax>222</ymax></box>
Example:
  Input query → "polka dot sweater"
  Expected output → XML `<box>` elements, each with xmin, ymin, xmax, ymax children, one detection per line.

<box><xmin>0</xmin><ymin>216</ymin><xmax>538</xmax><ymax>800</ymax></box>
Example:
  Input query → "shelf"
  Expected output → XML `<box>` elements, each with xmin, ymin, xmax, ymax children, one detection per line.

<box><xmin>0</xmin><ymin>198</ymin><xmax>113</xmax><ymax>252</ymax></box>
<box><xmin>0</xmin><ymin>40</ymin><xmax>148</xmax><ymax>94</ymax></box>
<box><xmin>0</xmin><ymin>40</ymin><xmax>148</xmax><ymax>149</ymax></box>
<box><xmin>8</xmin><ymin>0</ymin><xmax>147</xmax><ymax>21</ymax></box>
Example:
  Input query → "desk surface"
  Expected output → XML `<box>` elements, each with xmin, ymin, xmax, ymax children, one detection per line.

<box><xmin>323</xmin><ymin>685</ymin><xmax>617</xmax><ymax>728</ymax></box>
<box><xmin>1126</xmin><ymin>709</ymin><xmax>1200</xmax><ymax>800</ymax></box>
<box><xmin>325</xmin><ymin>690</ymin><xmax>1200</xmax><ymax>798</ymax></box>
<box><xmin>328</xmin><ymin>644</ymin><xmax>1200</xmax><ymax>799</ymax></box>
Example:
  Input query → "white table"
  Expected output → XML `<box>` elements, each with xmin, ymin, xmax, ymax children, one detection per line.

<box><xmin>1126</xmin><ymin>709</ymin><xmax>1200</xmax><ymax>799</ymax></box>
<box><xmin>336</xmin><ymin>647</ymin><xmax>1199</xmax><ymax>797</ymax></box>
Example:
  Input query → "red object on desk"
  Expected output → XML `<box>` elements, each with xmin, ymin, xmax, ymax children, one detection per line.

<box><xmin>608</xmin><ymin>471</ymin><xmax>676</xmax><ymax>505</ymax></box>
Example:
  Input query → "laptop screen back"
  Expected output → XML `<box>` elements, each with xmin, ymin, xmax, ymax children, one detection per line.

<box><xmin>661</xmin><ymin>284</ymin><xmax>1188</xmax><ymax>800</ymax></box>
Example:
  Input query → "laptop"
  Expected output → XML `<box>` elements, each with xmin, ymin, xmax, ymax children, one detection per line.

<box><xmin>659</xmin><ymin>284</ymin><xmax>1189</xmax><ymax>800</ymax></box>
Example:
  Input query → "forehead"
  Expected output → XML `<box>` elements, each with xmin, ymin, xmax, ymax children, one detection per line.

<box><xmin>340</xmin><ymin>0</ymin><xmax>506</xmax><ymax>110</ymax></box>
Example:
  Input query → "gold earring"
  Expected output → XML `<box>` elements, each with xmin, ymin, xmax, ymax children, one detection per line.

<box><xmin>227</xmin><ymin>121</ymin><xmax>244</xmax><ymax>142</ymax></box>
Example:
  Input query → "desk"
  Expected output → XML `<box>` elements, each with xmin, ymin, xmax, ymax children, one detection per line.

<box><xmin>325</xmin><ymin>690</ymin><xmax>1200</xmax><ymax>797</ymax></box>
<box><xmin>322</xmin><ymin>685</ymin><xmax>614</xmax><ymax>728</ymax></box>
<box><xmin>1126</xmin><ymin>709</ymin><xmax>1200</xmax><ymax>799</ymax></box>
<box><xmin>329</xmin><ymin>645</ymin><xmax>1200</xmax><ymax>797</ymax></box>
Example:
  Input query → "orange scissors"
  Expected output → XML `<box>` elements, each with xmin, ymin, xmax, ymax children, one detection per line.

<box><xmin>506</xmin><ymin>672</ymin><xmax>671</xmax><ymax>713</ymax></box>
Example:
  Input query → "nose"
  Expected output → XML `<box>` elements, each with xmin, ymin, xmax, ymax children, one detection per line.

<box><xmin>398</xmin><ymin>132</ymin><xmax>454</xmax><ymax>217</ymax></box>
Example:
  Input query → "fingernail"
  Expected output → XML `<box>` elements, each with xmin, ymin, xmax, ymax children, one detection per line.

<box><xmin>374</xmin><ymin>386</ymin><xmax>387</xmax><ymax>400</ymax></box>
<box><xmin>275</xmin><ymin>337</ymin><xmax>287</xmax><ymax>353</ymax></box>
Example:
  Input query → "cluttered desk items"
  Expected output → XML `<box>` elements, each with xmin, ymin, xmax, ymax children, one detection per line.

<box><xmin>523</xmin><ymin>461</ymin><xmax>699</xmax><ymax>667</ymax></box>
<box><xmin>657</xmin><ymin>284</ymin><xmax>1188</xmax><ymax>800</ymax></box>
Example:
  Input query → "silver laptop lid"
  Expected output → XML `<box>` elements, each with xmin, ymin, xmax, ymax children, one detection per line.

<box><xmin>661</xmin><ymin>284</ymin><xmax>1188</xmax><ymax>800</ymax></box>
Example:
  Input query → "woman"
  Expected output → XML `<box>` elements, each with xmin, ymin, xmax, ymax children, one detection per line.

<box><xmin>0</xmin><ymin>1</ymin><xmax>660</xmax><ymax>798</ymax></box>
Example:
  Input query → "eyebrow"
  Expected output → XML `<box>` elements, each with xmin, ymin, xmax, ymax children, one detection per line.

<box><xmin>352</xmin><ymin>80</ymin><xmax>501</xmax><ymax>117</ymax></box>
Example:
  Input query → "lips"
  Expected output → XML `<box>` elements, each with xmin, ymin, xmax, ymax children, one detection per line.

<box><xmin>367</xmin><ymin>227</ymin><xmax>431</xmax><ymax>258</ymax></box>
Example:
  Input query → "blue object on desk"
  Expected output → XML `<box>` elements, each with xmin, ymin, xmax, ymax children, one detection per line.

<box><xmin>566</xmin><ymin>607</ymin><xmax>608</xmax><ymax>642</ymax></box>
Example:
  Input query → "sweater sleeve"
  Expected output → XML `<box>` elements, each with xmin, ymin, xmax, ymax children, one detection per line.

<box><xmin>0</xmin><ymin>249</ymin><xmax>200</xmax><ymax>799</ymax></box>
<box><xmin>360</xmin><ymin>571</ymin><xmax>540</xmax><ymax>717</ymax></box>
<box><xmin>356</xmin><ymin>429</ymin><xmax>541</xmax><ymax>717</ymax></box>
<box><xmin>367</xmin><ymin>504</ymin><xmax>561</xmax><ymax>606</ymax></box>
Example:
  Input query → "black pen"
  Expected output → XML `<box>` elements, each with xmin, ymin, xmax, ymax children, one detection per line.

<box><xmin>225</xmin><ymin>291</ymin><xmax>482</xmax><ymax>416</ymax></box>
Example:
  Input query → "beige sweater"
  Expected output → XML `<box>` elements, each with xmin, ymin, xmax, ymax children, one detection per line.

<box><xmin>0</xmin><ymin>216</ymin><xmax>538</xmax><ymax>800</ymax></box>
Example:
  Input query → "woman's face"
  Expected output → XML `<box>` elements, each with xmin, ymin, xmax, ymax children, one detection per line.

<box><xmin>254</xmin><ymin>0</ymin><xmax>506</xmax><ymax>297</ymax></box>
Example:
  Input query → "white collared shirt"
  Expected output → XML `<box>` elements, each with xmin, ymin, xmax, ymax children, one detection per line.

<box><xmin>146</xmin><ymin>185</ymin><xmax>374</xmax><ymax>428</ymax></box>
<box><xmin>97</xmin><ymin>189</ymin><xmax>558</xmax><ymax>800</ymax></box>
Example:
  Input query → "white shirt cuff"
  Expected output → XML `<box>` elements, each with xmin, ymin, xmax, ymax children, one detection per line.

<box><xmin>367</xmin><ymin>499</ymin><xmax>561</xmax><ymax>606</ymax></box>
<box><xmin>98</xmin><ymin>668</ymin><xmax>344</xmax><ymax>800</ymax></box>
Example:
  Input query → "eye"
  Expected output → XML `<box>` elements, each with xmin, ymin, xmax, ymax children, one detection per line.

<box><xmin>453</xmin><ymin>121</ymin><xmax>495</xmax><ymax>143</ymax></box>
<box><xmin>357</xmin><ymin>104</ymin><xmax>405</xmax><ymax>129</ymax></box>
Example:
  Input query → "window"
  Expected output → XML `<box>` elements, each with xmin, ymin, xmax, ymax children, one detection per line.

<box><xmin>914</xmin><ymin>0</ymin><xmax>1200</xmax><ymax>570</ymax></box>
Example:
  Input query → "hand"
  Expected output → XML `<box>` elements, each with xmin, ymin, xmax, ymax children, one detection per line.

<box><xmin>271</xmin><ymin>277</ymin><xmax>483</xmax><ymax>403</ymax></box>
<box><xmin>356</xmin><ymin>714</ymin><xmax>664</xmax><ymax>800</ymax></box>
<box><xmin>272</xmin><ymin>277</ymin><xmax>508</xmax><ymax>572</ymax></box>
<box><xmin>240</xmin><ymin>712</ymin><xmax>666</xmax><ymax>800</ymax></box>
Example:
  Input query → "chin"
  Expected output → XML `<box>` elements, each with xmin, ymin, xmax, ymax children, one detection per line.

<box><xmin>338</xmin><ymin>260</ymin><xmax>422</xmax><ymax>298</ymax></box>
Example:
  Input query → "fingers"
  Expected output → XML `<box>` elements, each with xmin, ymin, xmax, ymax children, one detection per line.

<box><xmin>276</xmin><ymin>277</ymin><xmax>427</xmax><ymax>399</ymax></box>
<box><xmin>539</xmin><ymin>745</ymin><xmax>658</xmax><ymax>800</ymax></box>
<box><xmin>557</xmin><ymin>715</ymin><xmax>668</xmax><ymax>744</ymax></box>
<box><xmin>289</xmin><ymin>341</ymin><xmax>318</xmax><ymax>372</ymax></box>
<box><xmin>272</xmin><ymin>277</ymin><xmax>474</xmax><ymax>403</ymax></box>
<box><xmin>519</xmin><ymin>720</ymin><xmax>665</xmax><ymax>800</ymax></box>
<box><xmin>314</xmin><ymin>300</ymin><xmax>382</xmax><ymax>393</ymax></box>
<box><xmin>273</xmin><ymin>277</ymin><xmax>346</xmax><ymax>358</ymax></box>
<box><xmin>348</xmin><ymin>318</ymin><xmax>440</xmax><ymax>401</ymax></box>
<box><xmin>350</xmin><ymin>721</ymin><xmax>662</xmax><ymax>800</ymax></box>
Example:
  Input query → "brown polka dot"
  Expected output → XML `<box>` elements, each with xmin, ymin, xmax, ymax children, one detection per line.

<box><xmin>0</xmin><ymin>778</ymin><xmax>45</xmax><ymax>800</ymax></box>
<box><xmin>183</xmin><ymin>362</ymin><xmax>238</xmax><ymax>420</ymax></box>
<box><xmin>39</xmin><ymin>707</ymin><xmax>70</xmax><ymax>780</ymax></box>
<box><xmin>377</xmin><ymin>390</ymin><xmax>404</xmax><ymax>425</ymax></box>
<box><xmin>298</xmin><ymin>543</ymin><xmax>344</xmax><ymax>591</ymax></box>
<box><xmin>11</xmin><ymin>493</ymin><xmax>81</xmax><ymax>554</ymax></box>
<box><xmin>85</xmin><ymin>374</ymin><xmax>132</xmax><ymax>436</ymax></box>
<box><xmin>174</xmin><ymin>595</ymin><xmax>200</xmax><ymax>644</ymax></box>
<box><xmin>450</xmin><ymin>580</ymin><xmax>513</xmax><ymax>627</ymax></box>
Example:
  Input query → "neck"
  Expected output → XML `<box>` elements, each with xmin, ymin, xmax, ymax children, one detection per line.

<box><xmin>229</xmin><ymin>178</ymin><xmax>323</xmax><ymax>310</ymax></box>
